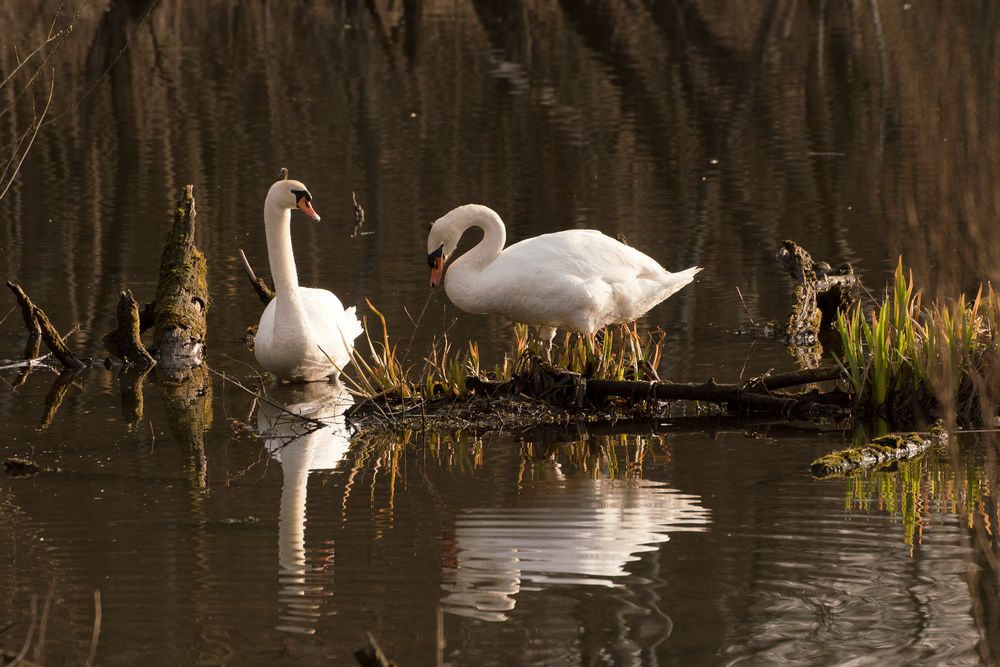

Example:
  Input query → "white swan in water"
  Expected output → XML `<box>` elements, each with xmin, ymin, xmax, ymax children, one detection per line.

<box><xmin>426</xmin><ymin>204</ymin><xmax>701</xmax><ymax>355</ymax></box>
<box><xmin>255</xmin><ymin>179</ymin><xmax>363</xmax><ymax>381</ymax></box>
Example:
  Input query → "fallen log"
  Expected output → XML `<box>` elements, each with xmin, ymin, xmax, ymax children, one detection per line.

<box><xmin>809</xmin><ymin>422</ymin><xmax>947</xmax><ymax>478</ymax></box>
<box><xmin>153</xmin><ymin>185</ymin><xmax>209</xmax><ymax>367</ymax></box>
<box><xmin>463</xmin><ymin>362</ymin><xmax>850</xmax><ymax>419</ymax></box>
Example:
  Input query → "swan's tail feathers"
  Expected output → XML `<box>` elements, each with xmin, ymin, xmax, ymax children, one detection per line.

<box><xmin>339</xmin><ymin>306</ymin><xmax>364</xmax><ymax>344</ymax></box>
<box><xmin>323</xmin><ymin>307</ymin><xmax>364</xmax><ymax>374</ymax></box>
<box><xmin>661</xmin><ymin>265</ymin><xmax>703</xmax><ymax>299</ymax></box>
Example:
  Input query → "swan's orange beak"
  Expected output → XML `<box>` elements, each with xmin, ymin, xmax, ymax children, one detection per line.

<box><xmin>298</xmin><ymin>199</ymin><xmax>321</xmax><ymax>222</ymax></box>
<box><xmin>430</xmin><ymin>256</ymin><xmax>446</xmax><ymax>288</ymax></box>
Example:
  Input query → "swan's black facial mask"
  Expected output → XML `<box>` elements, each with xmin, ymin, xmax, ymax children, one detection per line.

<box><xmin>291</xmin><ymin>189</ymin><xmax>321</xmax><ymax>221</ymax></box>
<box><xmin>428</xmin><ymin>244</ymin><xmax>446</xmax><ymax>288</ymax></box>
<box><xmin>427</xmin><ymin>244</ymin><xmax>444</xmax><ymax>269</ymax></box>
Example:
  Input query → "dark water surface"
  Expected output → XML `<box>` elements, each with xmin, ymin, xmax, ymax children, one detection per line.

<box><xmin>2</xmin><ymin>2</ymin><xmax>1000</xmax><ymax>665</ymax></box>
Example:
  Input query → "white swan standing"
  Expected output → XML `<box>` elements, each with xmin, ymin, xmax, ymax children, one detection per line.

<box><xmin>426</xmin><ymin>204</ymin><xmax>701</xmax><ymax>356</ymax></box>
<box><xmin>255</xmin><ymin>179</ymin><xmax>363</xmax><ymax>381</ymax></box>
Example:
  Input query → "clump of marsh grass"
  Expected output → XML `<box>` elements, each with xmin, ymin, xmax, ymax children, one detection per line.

<box><xmin>835</xmin><ymin>259</ymin><xmax>1000</xmax><ymax>424</ymax></box>
<box><xmin>553</xmin><ymin>323</ymin><xmax>664</xmax><ymax>382</ymax></box>
<box><xmin>344</xmin><ymin>305</ymin><xmax>668</xmax><ymax>413</ymax></box>
<box><xmin>340</xmin><ymin>300</ymin><xmax>414</xmax><ymax>400</ymax></box>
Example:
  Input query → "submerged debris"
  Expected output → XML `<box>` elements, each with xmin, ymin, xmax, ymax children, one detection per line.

<box><xmin>3</xmin><ymin>457</ymin><xmax>59</xmax><ymax>477</ymax></box>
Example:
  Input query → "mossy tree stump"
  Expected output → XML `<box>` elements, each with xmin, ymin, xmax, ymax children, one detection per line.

<box><xmin>777</xmin><ymin>240</ymin><xmax>859</xmax><ymax>345</ymax></box>
<box><xmin>153</xmin><ymin>185</ymin><xmax>209</xmax><ymax>366</ymax></box>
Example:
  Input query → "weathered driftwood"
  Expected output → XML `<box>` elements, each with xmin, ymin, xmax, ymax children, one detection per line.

<box><xmin>776</xmin><ymin>240</ymin><xmax>859</xmax><ymax>345</ymax></box>
<box><xmin>6</xmin><ymin>281</ymin><xmax>85</xmax><ymax>369</ymax></box>
<box><xmin>153</xmin><ymin>185</ymin><xmax>209</xmax><ymax>366</ymax></box>
<box><xmin>809</xmin><ymin>422</ymin><xmax>947</xmax><ymax>478</ymax></box>
<box><xmin>103</xmin><ymin>289</ymin><xmax>156</xmax><ymax>369</ymax></box>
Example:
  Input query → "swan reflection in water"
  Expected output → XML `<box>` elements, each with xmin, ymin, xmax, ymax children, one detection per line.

<box><xmin>257</xmin><ymin>382</ymin><xmax>353</xmax><ymax>635</ymax></box>
<box><xmin>441</xmin><ymin>462</ymin><xmax>711</xmax><ymax>622</ymax></box>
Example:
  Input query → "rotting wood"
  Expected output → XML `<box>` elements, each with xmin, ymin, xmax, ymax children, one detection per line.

<box><xmin>6</xmin><ymin>281</ymin><xmax>85</xmax><ymax>369</ymax></box>
<box><xmin>776</xmin><ymin>240</ymin><xmax>859</xmax><ymax>345</ymax></box>
<box><xmin>153</xmin><ymin>185</ymin><xmax>209</xmax><ymax>367</ymax></box>
<box><xmin>239</xmin><ymin>248</ymin><xmax>274</xmax><ymax>305</ymax></box>
<box><xmin>809</xmin><ymin>422</ymin><xmax>946</xmax><ymax>478</ymax></box>
<box><xmin>103</xmin><ymin>289</ymin><xmax>156</xmax><ymax>370</ymax></box>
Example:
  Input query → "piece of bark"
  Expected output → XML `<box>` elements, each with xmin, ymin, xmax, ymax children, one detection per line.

<box><xmin>6</xmin><ymin>281</ymin><xmax>85</xmax><ymax>369</ymax></box>
<box><xmin>153</xmin><ymin>185</ymin><xmax>209</xmax><ymax>367</ymax></box>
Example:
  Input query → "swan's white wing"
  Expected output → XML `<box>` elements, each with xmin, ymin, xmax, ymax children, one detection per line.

<box><xmin>474</xmin><ymin>230</ymin><xmax>697</xmax><ymax>333</ymax></box>
<box><xmin>299</xmin><ymin>288</ymin><xmax>363</xmax><ymax>370</ymax></box>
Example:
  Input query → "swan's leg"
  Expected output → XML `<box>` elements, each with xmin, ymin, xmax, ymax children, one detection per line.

<box><xmin>538</xmin><ymin>325</ymin><xmax>557</xmax><ymax>363</ymax></box>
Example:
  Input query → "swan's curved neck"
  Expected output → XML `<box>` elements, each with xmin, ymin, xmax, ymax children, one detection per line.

<box><xmin>264</xmin><ymin>203</ymin><xmax>299</xmax><ymax>295</ymax></box>
<box><xmin>451</xmin><ymin>207</ymin><xmax>506</xmax><ymax>275</ymax></box>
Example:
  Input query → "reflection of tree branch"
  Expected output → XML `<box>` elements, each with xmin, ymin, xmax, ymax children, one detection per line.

<box><xmin>119</xmin><ymin>366</ymin><xmax>152</xmax><ymax>431</ymax></box>
<box><xmin>38</xmin><ymin>369</ymin><xmax>83</xmax><ymax>430</ymax></box>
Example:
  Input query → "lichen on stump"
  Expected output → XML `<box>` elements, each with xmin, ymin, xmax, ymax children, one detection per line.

<box><xmin>153</xmin><ymin>185</ymin><xmax>209</xmax><ymax>367</ymax></box>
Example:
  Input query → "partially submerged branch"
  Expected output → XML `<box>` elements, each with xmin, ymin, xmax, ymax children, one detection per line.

<box><xmin>810</xmin><ymin>422</ymin><xmax>947</xmax><ymax>478</ymax></box>
<box><xmin>6</xmin><ymin>281</ymin><xmax>85</xmax><ymax>369</ymax></box>
<box><xmin>469</xmin><ymin>361</ymin><xmax>849</xmax><ymax>419</ymax></box>
<box><xmin>238</xmin><ymin>248</ymin><xmax>274</xmax><ymax>305</ymax></box>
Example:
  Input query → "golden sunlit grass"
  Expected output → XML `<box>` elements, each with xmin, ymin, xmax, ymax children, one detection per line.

<box><xmin>342</xmin><ymin>306</ymin><xmax>667</xmax><ymax>407</ymax></box>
